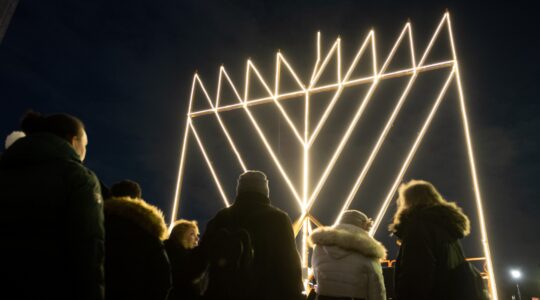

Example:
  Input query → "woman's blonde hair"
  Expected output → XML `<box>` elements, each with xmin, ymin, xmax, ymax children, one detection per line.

<box><xmin>169</xmin><ymin>219</ymin><xmax>199</xmax><ymax>248</ymax></box>
<box><xmin>391</xmin><ymin>179</ymin><xmax>448</xmax><ymax>229</ymax></box>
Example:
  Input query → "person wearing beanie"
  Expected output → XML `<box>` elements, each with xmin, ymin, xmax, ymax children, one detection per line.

<box><xmin>104</xmin><ymin>180</ymin><xmax>171</xmax><ymax>300</ymax></box>
<box><xmin>309</xmin><ymin>210</ymin><xmax>387</xmax><ymax>300</ymax></box>
<box><xmin>201</xmin><ymin>170</ymin><xmax>304</xmax><ymax>300</ymax></box>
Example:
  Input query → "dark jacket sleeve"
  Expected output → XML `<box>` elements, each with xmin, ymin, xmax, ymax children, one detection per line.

<box><xmin>268</xmin><ymin>212</ymin><xmax>305</xmax><ymax>300</ymax></box>
<box><xmin>395</xmin><ymin>220</ymin><xmax>436</xmax><ymax>300</ymax></box>
<box><xmin>65</xmin><ymin>164</ymin><xmax>105</xmax><ymax>300</ymax></box>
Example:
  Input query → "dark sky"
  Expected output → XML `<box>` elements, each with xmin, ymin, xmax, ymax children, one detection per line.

<box><xmin>1</xmin><ymin>0</ymin><xmax>538</xmax><ymax>297</ymax></box>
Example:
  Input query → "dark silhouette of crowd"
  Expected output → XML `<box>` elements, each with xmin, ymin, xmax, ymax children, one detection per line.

<box><xmin>0</xmin><ymin>111</ymin><xmax>490</xmax><ymax>300</ymax></box>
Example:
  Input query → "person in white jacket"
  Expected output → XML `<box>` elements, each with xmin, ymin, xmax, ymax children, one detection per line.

<box><xmin>309</xmin><ymin>210</ymin><xmax>387</xmax><ymax>300</ymax></box>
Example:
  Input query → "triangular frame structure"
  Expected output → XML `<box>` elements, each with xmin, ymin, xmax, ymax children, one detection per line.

<box><xmin>170</xmin><ymin>13</ymin><xmax>499</xmax><ymax>299</ymax></box>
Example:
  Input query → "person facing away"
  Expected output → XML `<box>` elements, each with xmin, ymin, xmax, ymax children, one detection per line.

<box><xmin>0</xmin><ymin>111</ymin><xmax>105</xmax><ymax>300</ymax></box>
<box><xmin>104</xmin><ymin>180</ymin><xmax>171</xmax><ymax>300</ymax></box>
<box><xmin>201</xmin><ymin>170</ymin><xmax>305</xmax><ymax>300</ymax></box>
<box><xmin>309</xmin><ymin>210</ymin><xmax>387</xmax><ymax>300</ymax></box>
<box><xmin>164</xmin><ymin>219</ymin><xmax>208</xmax><ymax>300</ymax></box>
<box><xmin>389</xmin><ymin>179</ymin><xmax>471</xmax><ymax>300</ymax></box>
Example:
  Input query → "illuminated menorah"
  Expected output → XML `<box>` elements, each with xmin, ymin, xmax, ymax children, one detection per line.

<box><xmin>170</xmin><ymin>12</ymin><xmax>498</xmax><ymax>298</ymax></box>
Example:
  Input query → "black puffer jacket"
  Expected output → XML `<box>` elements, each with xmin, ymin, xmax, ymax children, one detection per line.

<box><xmin>104</xmin><ymin>196</ymin><xmax>171</xmax><ymax>300</ymax></box>
<box><xmin>0</xmin><ymin>133</ymin><xmax>105</xmax><ymax>300</ymax></box>
<box><xmin>390</xmin><ymin>203</ymin><xmax>471</xmax><ymax>300</ymax></box>
<box><xmin>201</xmin><ymin>192</ymin><xmax>305</xmax><ymax>300</ymax></box>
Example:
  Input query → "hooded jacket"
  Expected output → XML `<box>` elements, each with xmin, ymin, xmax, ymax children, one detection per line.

<box><xmin>0</xmin><ymin>132</ymin><xmax>104</xmax><ymax>300</ymax></box>
<box><xmin>104</xmin><ymin>196</ymin><xmax>171</xmax><ymax>300</ymax></box>
<box><xmin>310</xmin><ymin>224</ymin><xmax>387</xmax><ymax>300</ymax></box>
<box><xmin>389</xmin><ymin>203</ymin><xmax>471</xmax><ymax>300</ymax></box>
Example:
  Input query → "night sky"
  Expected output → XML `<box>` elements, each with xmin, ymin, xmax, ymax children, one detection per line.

<box><xmin>1</xmin><ymin>0</ymin><xmax>538</xmax><ymax>297</ymax></box>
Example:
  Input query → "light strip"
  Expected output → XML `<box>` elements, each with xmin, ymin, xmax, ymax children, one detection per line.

<box><xmin>368</xmin><ymin>13</ymin><xmax>451</xmax><ymax>234</ymax></box>
<box><xmin>335</xmin><ymin>23</ymin><xmax>416</xmax><ymax>224</ymax></box>
<box><xmin>248</xmin><ymin>60</ymin><xmax>304</xmax><ymax>144</ymax></box>
<box><xmin>188</xmin><ymin>60</ymin><xmax>454</xmax><ymax>118</ymax></box>
<box><xmin>304</xmin><ymin>32</ymin><xmax>379</xmax><ymax>216</ymax></box>
<box><xmin>242</xmin><ymin>102</ymin><xmax>304</xmax><ymax>208</ymax></box>
<box><xmin>370</xmin><ymin>67</ymin><xmax>456</xmax><ymax>236</ymax></box>
<box><xmin>219</xmin><ymin>67</ymin><xmax>303</xmax><ymax>207</ymax></box>
<box><xmin>169</xmin><ymin>75</ymin><xmax>198</xmax><ymax>228</ymax></box>
<box><xmin>308</xmin><ymin>31</ymin><xmax>375</xmax><ymax>147</ymax></box>
<box><xmin>189</xmin><ymin>120</ymin><xmax>230</xmax><ymax>207</ymax></box>
<box><xmin>446</xmin><ymin>12</ymin><xmax>499</xmax><ymax>299</ymax></box>
<box><xmin>198</xmin><ymin>73</ymin><xmax>248</xmax><ymax>171</ymax></box>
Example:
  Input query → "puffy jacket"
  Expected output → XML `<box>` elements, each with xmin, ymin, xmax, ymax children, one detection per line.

<box><xmin>104</xmin><ymin>196</ymin><xmax>171</xmax><ymax>300</ymax></box>
<box><xmin>0</xmin><ymin>132</ymin><xmax>105</xmax><ymax>300</ymax></box>
<box><xmin>389</xmin><ymin>203</ymin><xmax>471</xmax><ymax>300</ymax></box>
<box><xmin>310</xmin><ymin>224</ymin><xmax>387</xmax><ymax>300</ymax></box>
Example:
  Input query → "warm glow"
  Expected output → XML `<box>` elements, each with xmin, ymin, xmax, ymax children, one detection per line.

<box><xmin>171</xmin><ymin>12</ymin><xmax>498</xmax><ymax>299</ymax></box>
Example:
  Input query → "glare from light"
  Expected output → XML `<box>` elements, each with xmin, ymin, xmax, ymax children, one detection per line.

<box><xmin>510</xmin><ymin>270</ymin><xmax>522</xmax><ymax>280</ymax></box>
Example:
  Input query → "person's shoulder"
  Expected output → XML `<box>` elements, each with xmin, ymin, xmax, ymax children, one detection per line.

<box><xmin>61</xmin><ymin>161</ymin><xmax>100</xmax><ymax>195</ymax></box>
<box><xmin>255</xmin><ymin>205</ymin><xmax>293</xmax><ymax>228</ymax></box>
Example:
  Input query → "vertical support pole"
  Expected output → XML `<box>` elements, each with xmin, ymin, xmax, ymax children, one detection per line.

<box><xmin>446</xmin><ymin>12</ymin><xmax>499</xmax><ymax>300</ymax></box>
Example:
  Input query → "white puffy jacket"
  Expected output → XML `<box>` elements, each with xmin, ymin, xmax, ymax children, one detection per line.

<box><xmin>310</xmin><ymin>224</ymin><xmax>387</xmax><ymax>300</ymax></box>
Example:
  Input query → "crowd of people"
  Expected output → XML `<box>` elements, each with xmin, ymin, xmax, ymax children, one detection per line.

<box><xmin>0</xmin><ymin>111</ymin><xmax>488</xmax><ymax>300</ymax></box>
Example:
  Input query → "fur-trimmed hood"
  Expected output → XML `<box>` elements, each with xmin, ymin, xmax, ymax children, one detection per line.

<box><xmin>309</xmin><ymin>224</ymin><xmax>387</xmax><ymax>259</ymax></box>
<box><xmin>389</xmin><ymin>202</ymin><xmax>470</xmax><ymax>240</ymax></box>
<box><xmin>105</xmin><ymin>196</ymin><xmax>168</xmax><ymax>240</ymax></box>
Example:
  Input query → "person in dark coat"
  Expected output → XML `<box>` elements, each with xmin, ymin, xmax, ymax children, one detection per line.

<box><xmin>0</xmin><ymin>111</ymin><xmax>105</xmax><ymax>300</ymax></box>
<box><xmin>201</xmin><ymin>170</ymin><xmax>305</xmax><ymax>300</ymax></box>
<box><xmin>389</xmin><ymin>179</ymin><xmax>471</xmax><ymax>300</ymax></box>
<box><xmin>105</xmin><ymin>180</ymin><xmax>171</xmax><ymax>300</ymax></box>
<box><xmin>164</xmin><ymin>219</ymin><xmax>207</xmax><ymax>300</ymax></box>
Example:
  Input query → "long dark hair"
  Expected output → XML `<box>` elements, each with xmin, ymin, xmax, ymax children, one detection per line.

<box><xmin>20</xmin><ymin>111</ymin><xmax>85</xmax><ymax>142</ymax></box>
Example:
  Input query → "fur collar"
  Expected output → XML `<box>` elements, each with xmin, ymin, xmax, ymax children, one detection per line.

<box><xmin>309</xmin><ymin>224</ymin><xmax>387</xmax><ymax>259</ymax></box>
<box><xmin>105</xmin><ymin>196</ymin><xmax>168</xmax><ymax>240</ymax></box>
<box><xmin>389</xmin><ymin>202</ymin><xmax>470</xmax><ymax>240</ymax></box>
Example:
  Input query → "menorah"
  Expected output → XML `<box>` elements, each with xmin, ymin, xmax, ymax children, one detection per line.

<box><xmin>170</xmin><ymin>12</ymin><xmax>498</xmax><ymax>298</ymax></box>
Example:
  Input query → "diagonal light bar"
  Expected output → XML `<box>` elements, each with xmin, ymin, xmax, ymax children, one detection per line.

<box><xmin>189</xmin><ymin>119</ymin><xmax>230</xmax><ymax>207</ymax></box>
<box><xmin>197</xmin><ymin>73</ymin><xmax>248</xmax><ymax>172</ymax></box>
<box><xmin>370</xmin><ymin>67</ymin><xmax>456</xmax><ymax>236</ymax></box>
<box><xmin>334</xmin><ymin>13</ymin><xmax>450</xmax><ymax>226</ymax></box>
<box><xmin>446</xmin><ymin>12</ymin><xmax>499</xmax><ymax>299</ymax></box>
<box><xmin>305</xmin><ymin>28</ymin><xmax>407</xmax><ymax>219</ymax></box>
<box><xmin>368</xmin><ymin>12</ymin><xmax>451</xmax><ymax>231</ymax></box>
<box><xmin>335</xmin><ymin>23</ymin><xmax>417</xmax><ymax>224</ymax></box>
<box><xmin>242</xmin><ymin>102</ymin><xmax>304</xmax><ymax>208</ymax></box>
<box><xmin>308</xmin><ymin>30</ymin><xmax>375</xmax><ymax>147</ymax></box>
<box><xmin>220</xmin><ymin>65</ymin><xmax>303</xmax><ymax>208</ymax></box>
<box><xmin>310</xmin><ymin>38</ymin><xmax>340</xmax><ymax>86</ymax></box>
<box><xmin>169</xmin><ymin>74</ymin><xmax>199</xmax><ymax>227</ymax></box>
<box><xmin>276</xmin><ymin>53</ymin><xmax>306</xmax><ymax>93</ymax></box>
<box><xmin>247</xmin><ymin>60</ymin><xmax>304</xmax><ymax>144</ymax></box>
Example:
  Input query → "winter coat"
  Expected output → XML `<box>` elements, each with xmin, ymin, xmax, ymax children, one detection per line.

<box><xmin>0</xmin><ymin>132</ymin><xmax>105</xmax><ymax>300</ymax></box>
<box><xmin>201</xmin><ymin>192</ymin><xmax>305</xmax><ymax>300</ymax></box>
<box><xmin>164</xmin><ymin>239</ymin><xmax>208</xmax><ymax>300</ymax></box>
<box><xmin>104</xmin><ymin>196</ymin><xmax>171</xmax><ymax>300</ymax></box>
<box><xmin>389</xmin><ymin>203</ymin><xmax>471</xmax><ymax>300</ymax></box>
<box><xmin>310</xmin><ymin>224</ymin><xmax>387</xmax><ymax>300</ymax></box>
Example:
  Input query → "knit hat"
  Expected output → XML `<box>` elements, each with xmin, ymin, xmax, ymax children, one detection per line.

<box><xmin>236</xmin><ymin>170</ymin><xmax>269</xmax><ymax>197</ymax></box>
<box><xmin>339</xmin><ymin>210</ymin><xmax>373</xmax><ymax>229</ymax></box>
